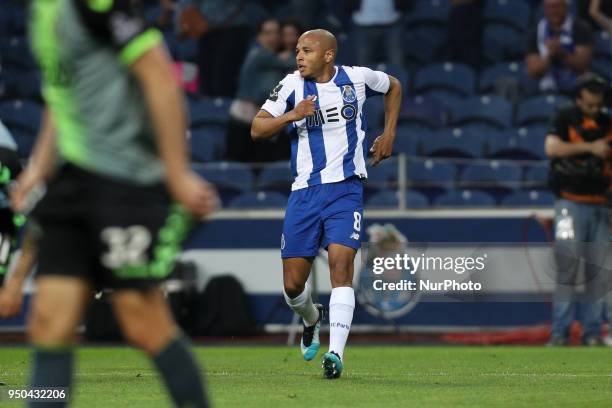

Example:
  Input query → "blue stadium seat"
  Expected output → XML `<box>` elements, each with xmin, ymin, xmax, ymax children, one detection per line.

<box><xmin>515</xmin><ymin>95</ymin><xmax>571</xmax><ymax>126</ymax></box>
<box><xmin>501</xmin><ymin>190</ymin><xmax>555</xmax><ymax>207</ymax></box>
<box><xmin>0</xmin><ymin>100</ymin><xmax>43</xmax><ymax>133</ymax></box>
<box><xmin>482</xmin><ymin>23</ymin><xmax>526</xmax><ymax>63</ymax></box>
<box><xmin>407</xmin><ymin>158</ymin><xmax>456</xmax><ymax>201</ymax></box>
<box><xmin>479</xmin><ymin>62</ymin><xmax>526</xmax><ymax>93</ymax></box>
<box><xmin>0</xmin><ymin>37</ymin><xmax>37</xmax><ymax>70</ymax></box>
<box><xmin>483</xmin><ymin>0</ymin><xmax>531</xmax><ymax>33</ymax></box>
<box><xmin>366</xmin><ymin>161</ymin><xmax>398</xmax><ymax>191</ymax></box>
<box><xmin>460</xmin><ymin>161</ymin><xmax>522</xmax><ymax>195</ymax></box>
<box><xmin>189</xmin><ymin>126</ymin><xmax>226</xmax><ymax>162</ymax></box>
<box><xmin>10</xmin><ymin>128</ymin><xmax>36</xmax><ymax>158</ymax></box>
<box><xmin>193</xmin><ymin>162</ymin><xmax>253</xmax><ymax>205</ymax></box>
<box><xmin>257</xmin><ymin>161</ymin><xmax>293</xmax><ymax>192</ymax></box>
<box><xmin>450</xmin><ymin>95</ymin><xmax>512</xmax><ymax>129</ymax></box>
<box><xmin>405</xmin><ymin>0</ymin><xmax>451</xmax><ymax>27</ymax></box>
<box><xmin>365</xmin><ymin>190</ymin><xmax>429</xmax><ymax>209</ymax></box>
<box><xmin>594</xmin><ymin>31</ymin><xmax>612</xmax><ymax>60</ymax></box>
<box><xmin>188</xmin><ymin>97</ymin><xmax>231</xmax><ymax>127</ymax></box>
<box><xmin>404</xmin><ymin>26</ymin><xmax>446</xmax><ymax>65</ymax></box>
<box><xmin>395</xmin><ymin>126</ymin><xmax>434</xmax><ymax>156</ymax></box>
<box><xmin>488</xmin><ymin>126</ymin><xmax>547</xmax><ymax>160</ymax></box>
<box><xmin>414</xmin><ymin>63</ymin><xmax>476</xmax><ymax>97</ymax></box>
<box><xmin>434</xmin><ymin>189</ymin><xmax>496</xmax><ymax>207</ymax></box>
<box><xmin>592</xmin><ymin>57</ymin><xmax>611</xmax><ymax>81</ymax></box>
<box><xmin>399</xmin><ymin>95</ymin><xmax>447</xmax><ymax>129</ymax></box>
<box><xmin>229</xmin><ymin>191</ymin><xmax>287</xmax><ymax>209</ymax></box>
<box><xmin>524</xmin><ymin>164</ymin><xmax>550</xmax><ymax>189</ymax></box>
<box><xmin>423</xmin><ymin>128</ymin><xmax>484</xmax><ymax>158</ymax></box>
<box><xmin>370</xmin><ymin>63</ymin><xmax>408</xmax><ymax>90</ymax></box>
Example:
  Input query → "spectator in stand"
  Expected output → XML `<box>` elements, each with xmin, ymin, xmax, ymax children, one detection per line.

<box><xmin>526</xmin><ymin>0</ymin><xmax>594</xmax><ymax>94</ymax></box>
<box><xmin>226</xmin><ymin>17</ymin><xmax>295</xmax><ymax>162</ymax></box>
<box><xmin>279</xmin><ymin>19</ymin><xmax>304</xmax><ymax>60</ymax></box>
<box><xmin>585</xmin><ymin>0</ymin><xmax>612</xmax><ymax>33</ymax></box>
<box><xmin>177</xmin><ymin>0</ymin><xmax>252</xmax><ymax>97</ymax></box>
<box><xmin>348</xmin><ymin>0</ymin><xmax>410</xmax><ymax>67</ymax></box>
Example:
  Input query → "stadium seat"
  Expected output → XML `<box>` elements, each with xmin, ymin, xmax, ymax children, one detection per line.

<box><xmin>188</xmin><ymin>97</ymin><xmax>231</xmax><ymax>127</ymax></box>
<box><xmin>413</xmin><ymin>62</ymin><xmax>476</xmax><ymax>97</ymax></box>
<box><xmin>501</xmin><ymin>190</ymin><xmax>555</xmax><ymax>207</ymax></box>
<box><xmin>0</xmin><ymin>37</ymin><xmax>37</xmax><ymax>70</ymax></box>
<box><xmin>407</xmin><ymin>158</ymin><xmax>456</xmax><ymax>201</ymax></box>
<box><xmin>257</xmin><ymin>161</ymin><xmax>293</xmax><ymax>192</ymax></box>
<box><xmin>592</xmin><ymin>57</ymin><xmax>611</xmax><ymax>81</ymax></box>
<box><xmin>404</xmin><ymin>25</ymin><xmax>446</xmax><ymax>65</ymax></box>
<box><xmin>394</xmin><ymin>126</ymin><xmax>434</xmax><ymax>156</ymax></box>
<box><xmin>405</xmin><ymin>0</ymin><xmax>451</xmax><ymax>27</ymax></box>
<box><xmin>524</xmin><ymin>164</ymin><xmax>550</xmax><ymax>189</ymax></box>
<box><xmin>193</xmin><ymin>161</ymin><xmax>254</xmax><ymax>206</ymax></box>
<box><xmin>483</xmin><ymin>0</ymin><xmax>531</xmax><ymax>33</ymax></box>
<box><xmin>10</xmin><ymin>128</ymin><xmax>36</xmax><ymax>158</ymax></box>
<box><xmin>515</xmin><ymin>95</ymin><xmax>571</xmax><ymax>126</ymax></box>
<box><xmin>450</xmin><ymin>95</ymin><xmax>512</xmax><ymax>129</ymax></box>
<box><xmin>418</xmin><ymin>90</ymin><xmax>466</xmax><ymax>113</ymax></box>
<box><xmin>422</xmin><ymin>128</ymin><xmax>484</xmax><ymax>158</ymax></box>
<box><xmin>434</xmin><ymin>189</ymin><xmax>496</xmax><ymax>207</ymax></box>
<box><xmin>364</xmin><ymin>161</ymin><xmax>398</xmax><ymax>201</ymax></box>
<box><xmin>0</xmin><ymin>100</ymin><xmax>43</xmax><ymax>134</ymax></box>
<box><xmin>365</xmin><ymin>190</ymin><xmax>429</xmax><ymax>209</ymax></box>
<box><xmin>482</xmin><ymin>23</ymin><xmax>526</xmax><ymax>63</ymax></box>
<box><xmin>370</xmin><ymin>63</ymin><xmax>408</xmax><ymax>90</ymax></box>
<box><xmin>189</xmin><ymin>126</ymin><xmax>226</xmax><ymax>162</ymax></box>
<box><xmin>399</xmin><ymin>95</ymin><xmax>447</xmax><ymax>129</ymax></box>
<box><xmin>479</xmin><ymin>61</ymin><xmax>526</xmax><ymax>93</ymax></box>
<box><xmin>229</xmin><ymin>191</ymin><xmax>287</xmax><ymax>209</ymax></box>
<box><xmin>488</xmin><ymin>126</ymin><xmax>548</xmax><ymax>160</ymax></box>
<box><xmin>594</xmin><ymin>30</ymin><xmax>612</xmax><ymax>60</ymax></box>
<box><xmin>460</xmin><ymin>161</ymin><xmax>522</xmax><ymax>197</ymax></box>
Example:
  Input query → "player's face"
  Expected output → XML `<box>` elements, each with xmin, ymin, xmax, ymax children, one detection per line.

<box><xmin>295</xmin><ymin>35</ymin><xmax>326</xmax><ymax>79</ymax></box>
<box><xmin>576</xmin><ymin>89</ymin><xmax>604</xmax><ymax>118</ymax></box>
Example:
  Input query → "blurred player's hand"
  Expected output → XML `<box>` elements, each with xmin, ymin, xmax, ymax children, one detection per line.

<box><xmin>169</xmin><ymin>171</ymin><xmax>219</xmax><ymax>219</ymax></box>
<box><xmin>290</xmin><ymin>95</ymin><xmax>316</xmax><ymax>121</ymax></box>
<box><xmin>10</xmin><ymin>166</ymin><xmax>43</xmax><ymax>214</ymax></box>
<box><xmin>0</xmin><ymin>279</ymin><xmax>24</xmax><ymax>319</ymax></box>
<box><xmin>370</xmin><ymin>134</ymin><xmax>394</xmax><ymax>166</ymax></box>
<box><xmin>590</xmin><ymin>139</ymin><xmax>611</xmax><ymax>158</ymax></box>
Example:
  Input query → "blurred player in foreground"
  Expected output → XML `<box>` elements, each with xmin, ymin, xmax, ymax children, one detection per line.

<box><xmin>10</xmin><ymin>1</ymin><xmax>218</xmax><ymax>406</ymax></box>
<box><xmin>251</xmin><ymin>29</ymin><xmax>401</xmax><ymax>378</ymax></box>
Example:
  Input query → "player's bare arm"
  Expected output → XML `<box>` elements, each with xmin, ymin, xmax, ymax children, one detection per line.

<box><xmin>10</xmin><ymin>108</ymin><xmax>56</xmax><ymax>213</ymax></box>
<box><xmin>0</xmin><ymin>227</ymin><xmax>39</xmax><ymax>318</ymax></box>
<box><xmin>370</xmin><ymin>75</ymin><xmax>402</xmax><ymax>166</ymax></box>
<box><xmin>130</xmin><ymin>45</ymin><xmax>218</xmax><ymax>219</ymax></box>
<box><xmin>251</xmin><ymin>95</ymin><xmax>317</xmax><ymax>140</ymax></box>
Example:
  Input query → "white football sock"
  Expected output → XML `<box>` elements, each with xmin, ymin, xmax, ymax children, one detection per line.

<box><xmin>284</xmin><ymin>283</ymin><xmax>319</xmax><ymax>327</ymax></box>
<box><xmin>328</xmin><ymin>286</ymin><xmax>355</xmax><ymax>360</ymax></box>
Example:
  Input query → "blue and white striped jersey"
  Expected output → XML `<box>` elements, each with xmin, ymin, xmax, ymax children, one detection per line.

<box><xmin>261</xmin><ymin>65</ymin><xmax>390</xmax><ymax>191</ymax></box>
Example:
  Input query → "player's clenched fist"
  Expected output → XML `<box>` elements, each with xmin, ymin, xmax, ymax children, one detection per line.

<box><xmin>290</xmin><ymin>95</ymin><xmax>316</xmax><ymax>121</ymax></box>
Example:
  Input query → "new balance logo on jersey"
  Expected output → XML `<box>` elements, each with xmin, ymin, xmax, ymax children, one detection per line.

<box><xmin>350</xmin><ymin>232</ymin><xmax>360</xmax><ymax>240</ymax></box>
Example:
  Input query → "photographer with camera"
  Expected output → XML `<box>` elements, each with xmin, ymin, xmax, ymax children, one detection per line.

<box><xmin>546</xmin><ymin>73</ymin><xmax>612</xmax><ymax>346</ymax></box>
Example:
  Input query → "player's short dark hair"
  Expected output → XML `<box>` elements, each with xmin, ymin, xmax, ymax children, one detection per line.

<box><xmin>256</xmin><ymin>17</ymin><xmax>280</xmax><ymax>35</ymax></box>
<box><xmin>575</xmin><ymin>73</ymin><xmax>607</xmax><ymax>98</ymax></box>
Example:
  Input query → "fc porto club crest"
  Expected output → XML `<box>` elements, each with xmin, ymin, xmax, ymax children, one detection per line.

<box><xmin>341</xmin><ymin>85</ymin><xmax>356</xmax><ymax>103</ymax></box>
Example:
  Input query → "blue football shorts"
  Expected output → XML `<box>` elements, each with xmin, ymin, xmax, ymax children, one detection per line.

<box><xmin>281</xmin><ymin>176</ymin><xmax>364</xmax><ymax>258</ymax></box>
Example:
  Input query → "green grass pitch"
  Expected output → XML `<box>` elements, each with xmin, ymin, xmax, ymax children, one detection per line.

<box><xmin>0</xmin><ymin>346</ymin><xmax>611</xmax><ymax>407</ymax></box>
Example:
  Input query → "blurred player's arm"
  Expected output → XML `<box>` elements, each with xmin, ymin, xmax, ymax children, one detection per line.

<box><xmin>130</xmin><ymin>46</ymin><xmax>218</xmax><ymax>218</ymax></box>
<box><xmin>251</xmin><ymin>96</ymin><xmax>316</xmax><ymax>140</ymax></box>
<box><xmin>370</xmin><ymin>75</ymin><xmax>402</xmax><ymax>166</ymax></box>
<box><xmin>10</xmin><ymin>108</ymin><xmax>56</xmax><ymax>212</ymax></box>
<box><xmin>0</xmin><ymin>225</ymin><xmax>39</xmax><ymax>318</ymax></box>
